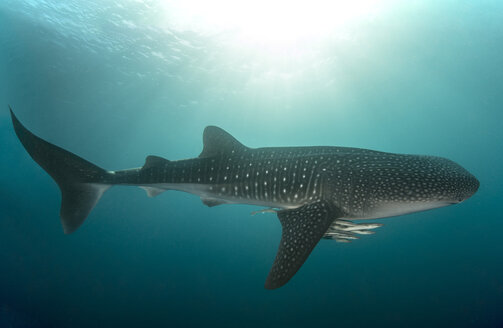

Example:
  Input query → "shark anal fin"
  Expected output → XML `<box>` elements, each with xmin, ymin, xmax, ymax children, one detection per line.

<box><xmin>201</xmin><ymin>197</ymin><xmax>227</xmax><ymax>207</ymax></box>
<box><xmin>199</xmin><ymin>126</ymin><xmax>249</xmax><ymax>158</ymax></box>
<box><xmin>265</xmin><ymin>200</ymin><xmax>342</xmax><ymax>289</ymax></box>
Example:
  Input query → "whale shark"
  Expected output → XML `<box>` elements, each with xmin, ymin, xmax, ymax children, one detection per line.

<box><xmin>10</xmin><ymin>107</ymin><xmax>479</xmax><ymax>289</ymax></box>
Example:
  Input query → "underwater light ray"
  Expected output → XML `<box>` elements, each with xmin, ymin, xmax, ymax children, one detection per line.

<box><xmin>157</xmin><ymin>0</ymin><xmax>387</xmax><ymax>47</ymax></box>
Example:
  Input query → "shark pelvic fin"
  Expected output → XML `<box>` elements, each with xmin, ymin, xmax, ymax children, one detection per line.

<box><xmin>140</xmin><ymin>186</ymin><xmax>165</xmax><ymax>197</ymax></box>
<box><xmin>199</xmin><ymin>126</ymin><xmax>249</xmax><ymax>158</ymax></box>
<box><xmin>265</xmin><ymin>200</ymin><xmax>342</xmax><ymax>289</ymax></box>
<box><xmin>10</xmin><ymin>107</ymin><xmax>112</xmax><ymax>234</ymax></box>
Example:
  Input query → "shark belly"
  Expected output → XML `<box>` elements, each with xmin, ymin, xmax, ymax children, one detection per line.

<box><xmin>141</xmin><ymin>183</ymin><xmax>303</xmax><ymax>209</ymax></box>
<box><xmin>348</xmin><ymin>200</ymin><xmax>454</xmax><ymax>220</ymax></box>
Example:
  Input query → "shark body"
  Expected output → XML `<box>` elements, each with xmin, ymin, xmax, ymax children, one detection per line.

<box><xmin>10</xmin><ymin>108</ymin><xmax>479</xmax><ymax>289</ymax></box>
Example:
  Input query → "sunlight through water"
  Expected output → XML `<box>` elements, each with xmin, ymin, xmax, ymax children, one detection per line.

<box><xmin>158</xmin><ymin>0</ymin><xmax>389</xmax><ymax>53</ymax></box>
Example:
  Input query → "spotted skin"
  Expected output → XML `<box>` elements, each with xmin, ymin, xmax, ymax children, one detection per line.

<box><xmin>11</xmin><ymin>111</ymin><xmax>480</xmax><ymax>289</ymax></box>
<box><xmin>124</xmin><ymin>128</ymin><xmax>478</xmax><ymax>223</ymax></box>
<box><xmin>266</xmin><ymin>200</ymin><xmax>343</xmax><ymax>289</ymax></box>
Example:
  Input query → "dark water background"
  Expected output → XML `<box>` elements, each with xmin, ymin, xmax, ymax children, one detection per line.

<box><xmin>1</xmin><ymin>1</ymin><xmax>503</xmax><ymax>327</ymax></box>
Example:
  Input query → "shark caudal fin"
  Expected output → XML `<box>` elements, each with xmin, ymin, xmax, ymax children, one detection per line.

<box><xmin>10</xmin><ymin>107</ymin><xmax>112</xmax><ymax>234</ymax></box>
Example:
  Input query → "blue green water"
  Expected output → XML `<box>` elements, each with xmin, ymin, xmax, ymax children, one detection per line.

<box><xmin>1</xmin><ymin>1</ymin><xmax>503</xmax><ymax>327</ymax></box>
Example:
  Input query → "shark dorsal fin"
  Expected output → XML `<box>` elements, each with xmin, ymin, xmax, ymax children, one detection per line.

<box><xmin>199</xmin><ymin>126</ymin><xmax>248</xmax><ymax>158</ymax></box>
<box><xmin>143</xmin><ymin>155</ymin><xmax>170</xmax><ymax>169</ymax></box>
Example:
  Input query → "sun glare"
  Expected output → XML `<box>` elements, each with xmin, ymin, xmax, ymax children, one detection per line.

<box><xmin>159</xmin><ymin>0</ymin><xmax>383</xmax><ymax>47</ymax></box>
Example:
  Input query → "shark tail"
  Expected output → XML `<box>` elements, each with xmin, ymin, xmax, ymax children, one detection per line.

<box><xmin>10</xmin><ymin>107</ymin><xmax>113</xmax><ymax>234</ymax></box>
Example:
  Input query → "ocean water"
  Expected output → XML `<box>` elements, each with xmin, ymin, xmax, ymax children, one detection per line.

<box><xmin>1</xmin><ymin>1</ymin><xmax>502</xmax><ymax>327</ymax></box>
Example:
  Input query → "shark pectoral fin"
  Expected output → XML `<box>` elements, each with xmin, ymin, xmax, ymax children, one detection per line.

<box><xmin>265</xmin><ymin>200</ymin><xmax>342</xmax><ymax>289</ymax></box>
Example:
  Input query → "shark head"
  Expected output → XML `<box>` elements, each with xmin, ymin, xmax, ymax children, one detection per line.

<box><xmin>338</xmin><ymin>154</ymin><xmax>480</xmax><ymax>220</ymax></box>
<box><xmin>428</xmin><ymin>156</ymin><xmax>479</xmax><ymax>204</ymax></box>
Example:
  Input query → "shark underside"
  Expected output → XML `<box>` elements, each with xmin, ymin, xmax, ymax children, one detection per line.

<box><xmin>9</xmin><ymin>107</ymin><xmax>479</xmax><ymax>289</ymax></box>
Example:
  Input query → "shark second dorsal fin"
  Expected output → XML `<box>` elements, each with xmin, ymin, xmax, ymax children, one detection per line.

<box><xmin>265</xmin><ymin>200</ymin><xmax>343</xmax><ymax>289</ymax></box>
<box><xmin>143</xmin><ymin>155</ymin><xmax>170</xmax><ymax>169</ymax></box>
<box><xmin>199</xmin><ymin>126</ymin><xmax>248</xmax><ymax>158</ymax></box>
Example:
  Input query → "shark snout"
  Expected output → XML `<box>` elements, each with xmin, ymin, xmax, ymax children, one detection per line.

<box><xmin>455</xmin><ymin>173</ymin><xmax>479</xmax><ymax>203</ymax></box>
<box><xmin>466</xmin><ymin>174</ymin><xmax>480</xmax><ymax>198</ymax></box>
